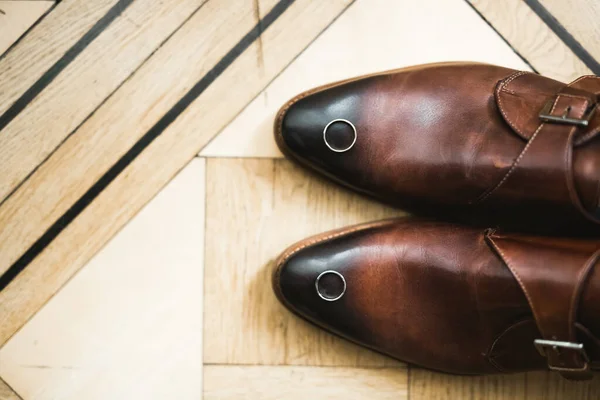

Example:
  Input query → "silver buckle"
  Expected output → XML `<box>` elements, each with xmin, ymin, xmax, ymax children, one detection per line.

<box><xmin>539</xmin><ymin>100</ymin><xmax>597</xmax><ymax>127</ymax></box>
<box><xmin>534</xmin><ymin>339</ymin><xmax>589</xmax><ymax>372</ymax></box>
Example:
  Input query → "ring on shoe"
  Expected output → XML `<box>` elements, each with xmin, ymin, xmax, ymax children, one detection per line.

<box><xmin>323</xmin><ymin>119</ymin><xmax>356</xmax><ymax>153</ymax></box>
<box><xmin>315</xmin><ymin>270</ymin><xmax>346</xmax><ymax>301</ymax></box>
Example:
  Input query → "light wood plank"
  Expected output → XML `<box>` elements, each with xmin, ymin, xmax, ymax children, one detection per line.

<box><xmin>526</xmin><ymin>372</ymin><xmax>600</xmax><ymax>400</ymax></box>
<box><xmin>540</xmin><ymin>0</ymin><xmax>600</xmax><ymax>66</ymax></box>
<box><xmin>0</xmin><ymin>0</ymin><xmax>118</xmax><ymax>117</ymax></box>
<box><xmin>203</xmin><ymin>158</ymin><xmax>401</xmax><ymax>366</ymax></box>
<box><xmin>0</xmin><ymin>159</ymin><xmax>205</xmax><ymax>400</ymax></box>
<box><xmin>0</xmin><ymin>0</ymin><xmax>351</xmax><ymax>347</ymax></box>
<box><xmin>409</xmin><ymin>368</ymin><xmax>526</xmax><ymax>400</ymax></box>
<box><xmin>0</xmin><ymin>378</ymin><xmax>21</xmax><ymax>400</ymax></box>
<box><xmin>0</xmin><ymin>0</ymin><xmax>207</xmax><ymax>275</ymax></box>
<box><xmin>0</xmin><ymin>1</ymin><xmax>54</xmax><ymax>56</ymax></box>
<box><xmin>204</xmin><ymin>365</ymin><xmax>408</xmax><ymax>400</ymax></box>
<box><xmin>469</xmin><ymin>0</ymin><xmax>592</xmax><ymax>82</ymax></box>
<box><xmin>201</xmin><ymin>0</ymin><xmax>530</xmax><ymax>158</ymax></box>
<box><xmin>0</xmin><ymin>0</ymin><xmax>206</xmax><ymax>205</ymax></box>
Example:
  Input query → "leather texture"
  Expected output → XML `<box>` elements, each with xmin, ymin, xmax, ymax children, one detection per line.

<box><xmin>272</xmin><ymin>218</ymin><xmax>600</xmax><ymax>379</ymax></box>
<box><xmin>274</xmin><ymin>63</ymin><xmax>600</xmax><ymax>235</ymax></box>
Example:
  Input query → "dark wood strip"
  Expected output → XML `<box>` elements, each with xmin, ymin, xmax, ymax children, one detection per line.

<box><xmin>524</xmin><ymin>0</ymin><xmax>600</xmax><ymax>75</ymax></box>
<box><xmin>0</xmin><ymin>1</ymin><xmax>57</xmax><ymax>61</ymax></box>
<box><xmin>464</xmin><ymin>0</ymin><xmax>538</xmax><ymax>73</ymax></box>
<box><xmin>0</xmin><ymin>0</ymin><xmax>134</xmax><ymax>132</ymax></box>
<box><xmin>0</xmin><ymin>0</ymin><xmax>296</xmax><ymax>291</ymax></box>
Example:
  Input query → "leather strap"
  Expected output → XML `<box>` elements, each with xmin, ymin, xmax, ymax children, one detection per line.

<box><xmin>479</xmin><ymin>73</ymin><xmax>600</xmax><ymax>225</ymax></box>
<box><xmin>486</xmin><ymin>231</ymin><xmax>600</xmax><ymax>379</ymax></box>
<box><xmin>568</xmin><ymin>75</ymin><xmax>600</xmax><ymax>144</ymax></box>
<box><xmin>494</xmin><ymin>72</ymin><xmax>600</xmax><ymax>145</ymax></box>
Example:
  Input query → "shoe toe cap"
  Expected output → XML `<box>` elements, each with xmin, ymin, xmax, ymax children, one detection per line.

<box><xmin>274</xmin><ymin>81</ymin><xmax>365</xmax><ymax>169</ymax></box>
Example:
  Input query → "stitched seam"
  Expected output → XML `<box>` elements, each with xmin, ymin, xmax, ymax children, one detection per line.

<box><xmin>496</xmin><ymin>71</ymin><xmax>530</xmax><ymax>138</ymax></box>
<box><xmin>477</xmin><ymin>122</ymin><xmax>545</xmax><ymax>203</ymax></box>
<box><xmin>566</xmin><ymin>76</ymin><xmax>599</xmax><ymax>144</ymax></box>
<box><xmin>569</xmin><ymin>75</ymin><xmax>598</xmax><ymax>86</ymax></box>
<box><xmin>488</xmin><ymin>327</ymin><xmax>510</xmax><ymax>372</ymax></box>
<box><xmin>486</xmin><ymin>235</ymin><xmax>539</xmax><ymax>326</ymax></box>
<box><xmin>276</xmin><ymin>220</ymin><xmax>393</xmax><ymax>267</ymax></box>
<box><xmin>551</xmin><ymin>93</ymin><xmax>590</xmax><ymax>100</ymax></box>
<box><xmin>487</xmin><ymin>318</ymin><xmax>535</xmax><ymax>372</ymax></box>
<box><xmin>574</xmin><ymin>100</ymin><xmax>599</xmax><ymax>145</ymax></box>
<box><xmin>560</xmin><ymin>96</ymin><xmax>590</xmax><ymax>221</ymax></box>
<box><xmin>549</xmin><ymin>365</ymin><xmax>590</xmax><ymax>372</ymax></box>
<box><xmin>502</xmin><ymin>71</ymin><xmax>528</xmax><ymax>89</ymax></box>
<box><xmin>479</xmin><ymin>93</ymin><xmax>581</xmax><ymax>203</ymax></box>
<box><xmin>488</xmin><ymin>355</ymin><xmax>507</xmax><ymax>372</ymax></box>
<box><xmin>486</xmin><ymin>235</ymin><xmax>599</xmax><ymax>373</ymax></box>
<box><xmin>276</xmin><ymin>91</ymin><xmax>311</xmax><ymax>129</ymax></box>
<box><xmin>564</xmin><ymin>123</ymin><xmax>579</xmax><ymax>207</ymax></box>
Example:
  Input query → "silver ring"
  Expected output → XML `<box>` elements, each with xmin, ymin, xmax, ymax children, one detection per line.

<box><xmin>323</xmin><ymin>119</ymin><xmax>357</xmax><ymax>153</ymax></box>
<box><xmin>315</xmin><ymin>270</ymin><xmax>346</xmax><ymax>302</ymax></box>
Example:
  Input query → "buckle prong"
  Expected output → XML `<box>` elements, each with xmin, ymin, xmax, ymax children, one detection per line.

<box><xmin>539</xmin><ymin>101</ymin><xmax>596</xmax><ymax>127</ymax></box>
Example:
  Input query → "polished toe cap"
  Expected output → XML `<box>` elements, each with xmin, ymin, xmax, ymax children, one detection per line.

<box><xmin>274</xmin><ymin>78</ymin><xmax>370</xmax><ymax>177</ymax></box>
<box><xmin>272</xmin><ymin>221</ymin><xmax>395</xmax><ymax>342</ymax></box>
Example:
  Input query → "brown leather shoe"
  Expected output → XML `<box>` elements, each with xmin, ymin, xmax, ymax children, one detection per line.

<box><xmin>273</xmin><ymin>219</ymin><xmax>600</xmax><ymax>379</ymax></box>
<box><xmin>274</xmin><ymin>63</ymin><xmax>600</xmax><ymax>235</ymax></box>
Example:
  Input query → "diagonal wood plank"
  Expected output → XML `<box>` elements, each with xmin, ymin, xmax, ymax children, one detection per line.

<box><xmin>204</xmin><ymin>159</ymin><xmax>401</xmax><ymax>366</ymax></box>
<box><xmin>0</xmin><ymin>0</ymin><xmax>315</xmax><ymax>285</ymax></box>
<box><xmin>0</xmin><ymin>0</ymin><xmax>54</xmax><ymax>56</ymax></box>
<box><xmin>0</xmin><ymin>0</ymin><xmax>118</xmax><ymax>117</ymax></box>
<box><xmin>469</xmin><ymin>0</ymin><xmax>592</xmax><ymax>81</ymax></box>
<box><xmin>0</xmin><ymin>0</ymin><xmax>208</xmax><ymax>277</ymax></box>
<box><xmin>537</xmin><ymin>0</ymin><xmax>600</xmax><ymax>73</ymax></box>
<box><xmin>0</xmin><ymin>0</ymin><xmax>207</xmax><ymax>206</ymax></box>
<box><xmin>0</xmin><ymin>159</ymin><xmax>205</xmax><ymax>400</ymax></box>
<box><xmin>204</xmin><ymin>365</ymin><xmax>408</xmax><ymax>400</ymax></box>
<box><xmin>200</xmin><ymin>0</ymin><xmax>530</xmax><ymax>158</ymax></box>
<box><xmin>0</xmin><ymin>378</ymin><xmax>21</xmax><ymax>400</ymax></box>
<box><xmin>0</xmin><ymin>0</ymin><xmax>352</xmax><ymax>347</ymax></box>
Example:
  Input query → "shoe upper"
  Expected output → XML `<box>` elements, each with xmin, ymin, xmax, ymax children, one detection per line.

<box><xmin>273</xmin><ymin>219</ymin><xmax>600</xmax><ymax>378</ymax></box>
<box><xmin>275</xmin><ymin>63</ymin><xmax>600</xmax><ymax>235</ymax></box>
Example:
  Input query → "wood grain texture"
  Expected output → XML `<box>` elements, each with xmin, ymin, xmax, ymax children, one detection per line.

<box><xmin>201</xmin><ymin>0</ymin><xmax>530</xmax><ymax>158</ymax></box>
<box><xmin>0</xmin><ymin>0</ymin><xmax>351</xmax><ymax>347</ymax></box>
<box><xmin>204</xmin><ymin>365</ymin><xmax>408</xmax><ymax>400</ymax></box>
<box><xmin>0</xmin><ymin>159</ymin><xmax>205</xmax><ymax>400</ymax></box>
<box><xmin>409</xmin><ymin>368</ymin><xmax>526</xmax><ymax>400</ymax></box>
<box><xmin>0</xmin><ymin>0</ymin><xmax>236</xmax><ymax>280</ymax></box>
<box><xmin>0</xmin><ymin>378</ymin><xmax>21</xmax><ymax>400</ymax></box>
<box><xmin>540</xmin><ymin>0</ymin><xmax>600</xmax><ymax>64</ymax></box>
<box><xmin>2</xmin><ymin>1</ymin><xmax>596</xmax><ymax>399</ymax></box>
<box><xmin>468</xmin><ymin>0</ymin><xmax>592</xmax><ymax>82</ymax></box>
<box><xmin>409</xmin><ymin>369</ymin><xmax>600</xmax><ymax>399</ymax></box>
<box><xmin>525</xmin><ymin>372</ymin><xmax>600</xmax><ymax>400</ymax></box>
<box><xmin>0</xmin><ymin>0</ymin><xmax>117</xmax><ymax>117</ymax></box>
<box><xmin>0</xmin><ymin>0</ymin><xmax>206</xmax><ymax>206</ymax></box>
<box><xmin>204</xmin><ymin>158</ymin><xmax>402</xmax><ymax>366</ymax></box>
<box><xmin>0</xmin><ymin>0</ymin><xmax>54</xmax><ymax>56</ymax></box>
